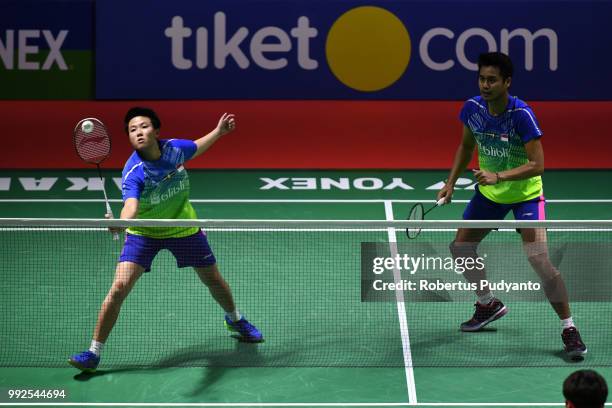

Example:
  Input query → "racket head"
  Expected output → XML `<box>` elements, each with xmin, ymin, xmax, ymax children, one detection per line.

<box><xmin>73</xmin><ymin>117</ymin><xmax>111</xmax><ymax>165</ymax></box>
<box><xmin>406</xmin><ymin>203</ymin><xmax>424</xmax><ymax>239</ymax></box>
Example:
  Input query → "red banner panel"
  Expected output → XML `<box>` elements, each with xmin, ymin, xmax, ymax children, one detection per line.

<box><xmin>1</xmin><ymin>101</ymin><xmax>610</xmax><ymax>169</ymax></box>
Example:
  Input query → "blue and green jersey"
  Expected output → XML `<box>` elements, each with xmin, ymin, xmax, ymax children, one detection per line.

<box><xmin>121</xmin><ymin>139</ymin><xmax>199</xmax><ymax>238</ymax></box>
<box><xmin>460</xmin><ymin>95</ymin><xmax>543</xmax><ymax>204</ymax></box>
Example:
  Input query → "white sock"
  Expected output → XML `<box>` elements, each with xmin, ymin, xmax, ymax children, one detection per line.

<box><xmin>561</xmin><ymin>317</ymin><xmax>575</xmax><ymax>329</ymax></box>
<box><xmin>89</xmin><ymin>340</ymin><xmax>104</xmax><ymax>356</ymax></box>
<box><xmin>478</xmin><ymin>292</ymin><xmax>494</xmax><ymax>305</ymax></box>
<box><xmin>226</xmin><ymin>310</ymin><xmax>241</xmax><ymax>322</ymax></box>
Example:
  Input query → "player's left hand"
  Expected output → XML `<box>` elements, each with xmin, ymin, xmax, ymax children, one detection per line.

<box><xmin>217</xmin><ymin>113</ymin><xmax>236</xmax><ymax>136</ymax></box>
<box><xmin>472</xmin><ymin>169</ymin><xmax>498</xmax><ymax>185</ymax></box>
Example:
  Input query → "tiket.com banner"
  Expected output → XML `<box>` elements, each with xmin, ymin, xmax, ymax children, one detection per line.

<box><xmin>95</xmin><ymin>0</ymin><xmax>611</xmax><ymax>100</ymax></box>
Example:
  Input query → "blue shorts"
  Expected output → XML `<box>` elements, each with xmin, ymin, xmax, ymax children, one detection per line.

<box><xmin>119</xmin><ymin>230</ymin><xmax>217</xmax><ymax>272</ymax></box>
<box><xmin>463</xmin><ymin>186</ymin><xmax>546</xmax><ymax>221</ymax></box>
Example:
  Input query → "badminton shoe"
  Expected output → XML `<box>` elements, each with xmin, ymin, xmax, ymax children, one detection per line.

<box><xmin>225</xmin><ymin>316</ymin><xmax>264</xmax><ymax>343</ymax></box>
<box><xmin>562</xmin><ymin>327</ymin><xmax>587</xmax><ymax>359</ymax></box>
<box><xmin>460</xmin><ymin>299</ymin><xmax>508</xmax><ymax>332</ymax></box>
<box><xmin>68</xmin><ymin>350</ymin><xmax>100</xmax><ymax>372</ymax></box>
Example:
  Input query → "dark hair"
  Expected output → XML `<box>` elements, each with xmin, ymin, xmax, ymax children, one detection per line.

<box><xmin>478</xmin><ymin>52</ymin><xmax>513</xmax><ymax>80</ymax></box>
<box><xmin>124</xmin><ymin>107</ymin><xmax>161</xmax><ymax>133</ymax></box>
<box><xmin>563</xmin><ymin>370</ymin><xmax>608</xmax><ymax>408</ymax></box>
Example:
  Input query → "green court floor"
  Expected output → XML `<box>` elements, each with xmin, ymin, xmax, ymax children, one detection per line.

<box><xmin>1</xmin><ymin>169</ymin><xmax>612</xmax><ymax>407</ymax></box>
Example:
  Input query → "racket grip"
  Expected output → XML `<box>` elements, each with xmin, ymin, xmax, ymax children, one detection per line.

<box><xmin>436</xmin><ymin>197</ymin><xmax>446</xmax><ymax>206</ymax></box>
<box><xmin>105</xmin><ymin>211</ymin><xmax>119</xmax><ymax>240</ymax></box>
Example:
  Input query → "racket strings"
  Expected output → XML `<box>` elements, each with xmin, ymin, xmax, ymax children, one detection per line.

<box><xmin>72</xmin><ymin>117</ymin><xmax>117</xmax><ymax>240</ymax></box>
<box><xmin>407</xmin><ymin>203</ymin><xmax>424</xmax><ymax>239</ymax></box>
<box><xmin>73</xmin><ymin>119</ymin><xmax>111</xmax><ymax>165</ymax></box>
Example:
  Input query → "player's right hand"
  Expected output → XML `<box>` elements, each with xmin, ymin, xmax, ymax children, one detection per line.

<box><xmin>437</xmin><ymin>183</ymin><xmax>454</xmax><ymax>204</ymax></box>
<box><xmin>105</xmin><ymin>213</ymin><xmax>125</xmax><ymax>234</ymax></box>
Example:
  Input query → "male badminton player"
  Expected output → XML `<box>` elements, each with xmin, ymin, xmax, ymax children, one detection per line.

<box><xmin>437</xmin><ymin>52</ymin><xmax>586</xmax><ymax>358</ymax></box>
<box><xmin>69</xmin><ymin>107</ymin><xmax>263</xmax><ymax>372</ymax></box>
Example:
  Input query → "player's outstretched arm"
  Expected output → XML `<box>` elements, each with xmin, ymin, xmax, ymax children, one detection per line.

<box><xmin>438</xmin><ymin>125</ymin><xmax>476</xmax><ymax>203</ymax></box>
<box><xmin>109</xmin><ymin>198</ymin><xmax>139</xmax><ymax>234</ymax></box>
<box><xmin>192</xmin><ymin>113</ymin><xmax>236</xmax><ymax>159</ymax></box>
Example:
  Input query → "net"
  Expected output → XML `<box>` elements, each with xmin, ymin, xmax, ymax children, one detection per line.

<box><xmin>1</xmin><ymin>218</ymin><xmax>611</xmax><ymax>368</ymax></box>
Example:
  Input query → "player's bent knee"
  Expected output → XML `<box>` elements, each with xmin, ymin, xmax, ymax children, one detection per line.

<box><xmin>523</xmin><ymin>241</ymin><xmax>548</xmax><ymax>258</ymax></box>
<box><xmin>527</xmin><ymin>253</ymin><xmax>560</xmax><ymax>281</ymax></box>
<box><xmin>449</xmin><ymin>240</ymin><xmax>479</xmax><ymax>258</ymax></box>
<box><xmin>109</xmin><ymin>281</ymin><xmax>133</xmax><ymax>302</ymax></box>
<box><xmin>196</xmin><ymin>265</ymin><xmax>222</xmax><ymax>285</ymax></box>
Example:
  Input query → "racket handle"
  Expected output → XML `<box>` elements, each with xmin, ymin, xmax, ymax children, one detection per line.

<box><xmin>105</xmin><ymin>211</ymin><xmax>120</xmax><ymax>241</ymax></box>
<box><xmin>436</xmin><ymin>197</ymin><xmax>446</xmax><ymax>206</ymax></box>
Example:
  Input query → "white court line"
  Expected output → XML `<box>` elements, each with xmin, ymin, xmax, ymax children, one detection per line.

<box><xmin>0</xmin><ymin>404</ymin><xmax>581</xmax><ymax>407</ymax></box>
<box><xmin>3</xmin><ymin>228</ymin><xmax>612</xmax><ymax>232</ymax></box>
<box><xmin>383</xmin><ymin>200</ymin><xmax>417</xmax><ymax>405</ymax></box>
<box><xmin>1</xmin><ymin>199</ymin><xmax>612</xmax><ymax>203</ymax></box>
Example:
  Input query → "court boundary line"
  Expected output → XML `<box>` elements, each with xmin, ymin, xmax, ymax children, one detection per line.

<box><xmin>3</xmin><ymin>228</ymin><xmax>612</xmax><ymax>232</ymax></box>
<box><xmin>0</xmin><ymin>403</ymin><xmax>591</xmax><ymax>406</ymax></box>
<box><xmin>1</xmin><ymin>199</ymin><xmax>612</xmax><ymax>203</ymax></box>
<box><xmin>384</xmin><ymin>201</ymin><xmax>417</xmax><ymax>404</ymax></box>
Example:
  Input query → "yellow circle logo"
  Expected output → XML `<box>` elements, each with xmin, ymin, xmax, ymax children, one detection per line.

<box><xmin>326</xmin><ymin>6</ymin><xmax>411</xmax><ymax>92</ymax></box>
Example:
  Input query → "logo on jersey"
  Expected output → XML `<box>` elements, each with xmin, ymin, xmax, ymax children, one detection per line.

<box><xmin>481</xmin><ymin>145</ymin><xmax>509</xmax><ymax>158</ymax></box>
<box><xmin>149</xmin><ymin>179</ymin><xmax>189</xmax><ymax>205</ymax></box>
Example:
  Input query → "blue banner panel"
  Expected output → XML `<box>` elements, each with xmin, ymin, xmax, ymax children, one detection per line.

<box><xmin>0</xmin><ymin>0</ymin><xmax>94</xmax><ymax>99</ymax></box>
<box><xmin>96</xmin><ymin>0</ymin><xmax>612</xmax><ymax>100</ymax></box>
<box><xmin>1</xmin><ymin>0</ymin><xmax>93</xmax><ymax>50</ymax></box>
